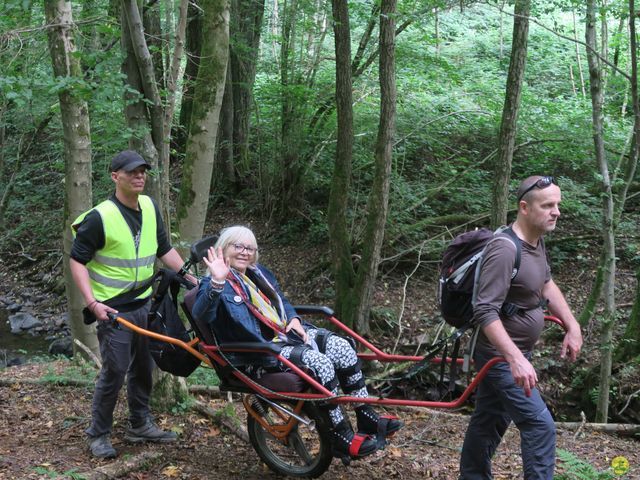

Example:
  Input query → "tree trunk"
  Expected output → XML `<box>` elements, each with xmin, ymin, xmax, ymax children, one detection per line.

<box><xmin>142</xmin><ymin>0</ymin><xmax>165</xmax><ymax>91</ymax></box>
<box><xmin>121</xmin><ymin>8</ymin><xmax>160</xmax><ymax>199</ymax></box>
<box><xmin>44</xmin><ymin>0</ymin><xmax>99</xmax><ymax>357</ymax></box>
<box><xmin>176</xmin><ymin>0</ymin><xmax>230</xmax><ymax>246</ymax></box>
<box><xmin>328</xmin><ymin>0</ymin><xmax>357</xmax><ymax>326</ymax></box>
<box><xmin>230</xmin><ymin>0</ymin><xmax>266</xmax><ymax>176</ymax></box>
<box><xmin>121</xmin><ymin>0</ymin><xmax>165</xmax><ymax>216</ymax></box>
<box><xmin>353</xmin><ymin>0</ymin><xmax>397</xmax><ymax>334</ymax></box>
<box><xmin>586</xmin><ymin>0</ymin><xmax>616</xmax><ymax>423</ymax></box>
<box><xmin>218</xmin><ymin>65</ymin><xmax>236</xmax><ymax>186</ymax></box>
<box><xmin>175</xmin><ymin>0</ymin><xmax>204</xmax><ymax>155</ymax></box>
<box><xmin>161</xmin><ymin>0</ymin><xmax>190</xmax><ymax>232</ymax></box>
<box><xmin>491</xmin><ymin>0</ymin><xmax>530</xmax><ymax>229</ymax></box>
<box><xmin>578</xmin><ymin>250</ymin><xmax>604</xmax><ymax>326</ymax></box>
<box><xmin>278</xmin><ymin>0</ymin><xmax>303</xmax><ymax>217</ymax></box>
<box><xmin>616</xmin><ymin>268</ymin><xmax>640</xmax><ymax>362</ymax></box>
<box><xmin>615</xmin><ymin>0</ymin><xmax>640</xmax><ymax>365</ymax></box>
<box><xmin>573</xmin><ymin>10</ymin><xmax>587</xmax><ymax>98</ymax></box>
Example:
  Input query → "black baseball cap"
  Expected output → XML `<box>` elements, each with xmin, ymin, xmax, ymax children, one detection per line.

<box><xmin>110</xmin><ymin>150</ymin><xmax>152</xmax><ymax>172</ymax></box>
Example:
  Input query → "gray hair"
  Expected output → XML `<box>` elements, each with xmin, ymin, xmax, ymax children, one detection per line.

<box><xmin>215</xmin><ymin>225</ymin><xmax>259</xmax><ymax>265</ymax></box>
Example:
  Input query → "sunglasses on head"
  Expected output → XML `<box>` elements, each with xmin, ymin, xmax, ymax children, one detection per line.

<box><xmin>517</xmin><ymin>176</ymin><xmax>557</xmax><ymax>202</ymax></box>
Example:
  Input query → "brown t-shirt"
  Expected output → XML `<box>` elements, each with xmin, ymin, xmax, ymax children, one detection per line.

<box><xmin>473</xmin><ymin>234</ymin><xmax>551</xmax><ymax>355</ymax></box>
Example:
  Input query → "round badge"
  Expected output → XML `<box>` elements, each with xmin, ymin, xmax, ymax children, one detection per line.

<box><xmin>611</xmin><ymin>456</ymin><xmax>629</xmax><ymax>475</ymax></box>
<box><xmin>233</xmin><ymin>295</ymin><xmax>242</xmax><ymax>303</ymax></box>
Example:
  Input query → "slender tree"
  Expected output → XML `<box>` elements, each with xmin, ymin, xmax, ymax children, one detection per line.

<box><xmin>327</xmin><ymin>0</ymin><xmax>356</xmax><ymax>326</ymax></box>
<box><xmin>176</xmin><ymin>0</ymin><xmax>230</xmax><ymax>246</ymax></box>
<box><xmin>585</xmin><ymin>0</ymin><xmax>616</xmax><ymax>423</ymax></box>
<box><xmin>230</xmin><ymin>0</ymin><xmax>266</xmax><ymax>176</ymax></box>
<box><xmin>614</xmin><ymin>0</ymin><xmax>640</xmax><ymax>365</ymax></box>
<box><xmin>354</xmin><ymin>0</ymin><xmax>397</xmax><ymax>333</ymax></box>
<box><xmin>121</xmin><ymin>0</ymin><xmax>164</xmax><ymax>211</ymax></box>
<box><xmin>44</xmin><ymin>0</ymin><xmax>98</xmax><ymax>356</ymax></box>
<box><xmin>491</xmin><ymin>0</ymin><xmax>531</xmax><ymax>229</ymax></box>
<box><xmin>327</xmin><ymin>0</ymin><xmax>396</xmax><ymax>333</ymax></box>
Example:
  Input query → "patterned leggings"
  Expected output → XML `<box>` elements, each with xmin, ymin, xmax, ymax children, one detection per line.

<box><xmin>280</xmin><ymin>328</ymin><xmax>368</xmax><ymax>426</ymax></box>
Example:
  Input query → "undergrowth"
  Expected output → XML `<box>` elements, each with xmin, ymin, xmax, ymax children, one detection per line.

<box><xmin>555</xmin><ymin>449</ymin><xmax>619</xmax><ymax>480</ymax></box>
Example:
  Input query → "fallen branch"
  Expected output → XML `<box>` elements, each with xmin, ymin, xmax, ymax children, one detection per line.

<box><xmin>0</xmin><ymin>377</ymin><xmax>92</xmax><ymax>387</ymax></box>
<box><xmin>188</xmin><ymin>384</ymin><xmax>223</xmax><ymax>398</ymax></box>
<box><xmin>618</xmin><ymin>387</ymin><xmax>640</xmax><ymax>415</ymax></box>
<box><xmin>573</xmin><ymin>411</ymin><xmax>587</xmax><ymax>439</ymax></box>
<box><xmin>191</xmin><ymin>399</ymin><xmax>249</xmax><ymax>443</ymax></box>
<box><xmin>0</xmin><ymin>376</ymin><xmax>225</xmax><ymax>399</ymax></box>
<box><xmin>555</xmin><ymin>421</ymin><xmax>640</xmax><ymax>435</ymax></box>
<box><xmin>74</xmin><ymin>339</ymin><xmax>102</xmax><ymax>370</ymax></box>
<box><xmin>83</xmin><ymin>451</ymin><xmax>163</xmax><ymax>480</ymax></box>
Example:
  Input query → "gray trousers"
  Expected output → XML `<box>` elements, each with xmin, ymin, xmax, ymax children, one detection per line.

<box><xmin>85</xmin><ymin>303</ymin><xmax>153</xmax><ymax>437</ymax></box>
<box><xmin>459</xmin><ymin>352</ymin><xmax>556</xmax><ymax>480</ymax></box>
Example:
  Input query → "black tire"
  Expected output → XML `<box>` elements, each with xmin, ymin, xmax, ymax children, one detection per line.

<box><xmin>247</xmin><ymin>398</ymin><xmax>333</xmax><ymax>478</ymax></box>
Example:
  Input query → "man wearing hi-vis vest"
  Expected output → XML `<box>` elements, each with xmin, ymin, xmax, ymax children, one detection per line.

<box><xmin>70</xmin><ymin>150</ymin><xmax>196</xmax><ymax>459</ymax></box>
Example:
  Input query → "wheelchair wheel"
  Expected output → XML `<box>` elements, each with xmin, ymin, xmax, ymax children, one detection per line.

<box><xmin>246</xmin><ymin>397</ymin><xmax>333</xmax><ymax>478</ymax></box>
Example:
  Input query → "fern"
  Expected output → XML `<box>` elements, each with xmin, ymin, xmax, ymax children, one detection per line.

<box><xmin>555</xmin><ymin>449</ymin><xmax>616</xmax><ymax>480</ymax></box>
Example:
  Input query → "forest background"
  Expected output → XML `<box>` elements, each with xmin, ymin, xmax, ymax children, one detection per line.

<box><xmin>1</xmin><ymin>0</ymin><xmax>640</xmax><ymax>461</ymax></box>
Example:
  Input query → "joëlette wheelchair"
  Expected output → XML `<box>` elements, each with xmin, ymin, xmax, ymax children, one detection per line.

<box><xmin>110</xmin><ymin>236</ymin><xmax>566</xmax><ymax>479</ymax></box>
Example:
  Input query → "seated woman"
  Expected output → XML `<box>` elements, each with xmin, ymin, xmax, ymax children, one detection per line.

<box><xmin>192</xmin><ymin>225</ymin><xmax>402</xmax><ymax>459</ymax></box>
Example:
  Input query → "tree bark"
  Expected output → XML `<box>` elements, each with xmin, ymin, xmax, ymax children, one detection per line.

<box><xmin>121</xmin><ymin>0</ymin><xmax>165</xmax><ymax>215</ymax></box>
<box><xmin>121</xmin><ymin>7</ymin><xmax>160</xmax><ymax>199</ymax></box>
<box><xmin>161</xmin><ymin>0</ymin><xmax>190</xmax><ymax>230</ymax></box>
<box><xmin>44</xmin><ymin>0</ymin><xmax>99</xmax><ymax>357</ymax></box>
<box><xmin>491</xmin><ymin>0</ymin><xmax>530</xmax><ymax>229</ymax></box>
<box><xmin>217</xmin><ymin>65</ymin><xmax>236</xmax><ymax>185</ymax></box>
<box><xmin>176</xmin><ymin>0</ymin><xmax>230</xmax><ymax>246</ymax></box>
<box><xmin>327</xmin><ymin>0</ymin><xmax>357</xmax><ymax>326</ymax></box>
<box><xmin>573</xmin><ymin>10</ymin><xmax>587</xmax><ymax>98</ymax></box>
<box><xmin>142</xmin><ymin>0</ymin><xmax>165</xmax><ymax>91</ymax></box>
<box><xmin>175</xmin><ymin>1</ymin><xmax>204</xmax><ymax>154</ymax></box>
<box><xmin>586</xmin><ymin>0</ymin><xmax>616</xmax><ymax>423</ymax></box>
<box><xmin>353</xmin><ymin>0</ymin><xmax>397</xmax><ymax>334</ymax></box>
<box><xmin>615</xmin><ymin>0</ymin><xmax>640</xmax><ymax>364</ymax></box>
<box><xmin>230</xmin><ymin>0</ymin><xmax>266</xmax><ymax>176</ymax></box>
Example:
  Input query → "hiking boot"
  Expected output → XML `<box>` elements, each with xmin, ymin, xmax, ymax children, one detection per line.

<box><xmin>88</xmin><ymin>434</ymin><xmax>116</xmax><ymax>459</ymax></box>
<box><xmin>124</xmin><ymin>418</ymin><xmax>178</xmax><ymax>444</ymax></box>
<box><xmin>331</xmin><ymin>419</ymin><xmax>377</xmax><ymax>460</ymax></box>
<box><xmin>356</xmin><ymin>405</ymin><xmax>403</xmax><ymax>445</ymax></box>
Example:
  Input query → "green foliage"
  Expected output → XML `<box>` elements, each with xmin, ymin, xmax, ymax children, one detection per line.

<box><xmin>186</xmin><ymin>366</ymin><xmax>220</xmax><ymax>387</ymax></box>
<box><xmin>169</xmin><ymin>396</ymin><xmax>195</xmax><ymax>415</ymax></box>
<box><xmin>555</xmin><ymin>449</ymin><xmax>616</xmax><ymax>479</ymax></box>
<box><xmin>32</xmin><ymin>466</ymin><xmax>87</xmax><ymax>480</ymax></box>
<box><xmin>40</xmin><ymin>357</ymin><xmax>96</xmax><ymax>386</ymax></box>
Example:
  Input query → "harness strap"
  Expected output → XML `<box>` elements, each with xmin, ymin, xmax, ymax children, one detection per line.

<box><xmin>349</xmin><ymin>433</ymin><xmax>369</xmax><ymax>457</ymax></box>
<box><xmin>226</xmin><ymin>275</ymin><xmax>287</xmax><ymax>336</ymax></box>
<box><xmin>447</xmin><ymin>337</ymin><xmax>462</xmax><ymax>393</ymax></box>
<box><xmin>336</xmin><ymin>359</ymin><xmax>365</xmax><ymax>393</ymax></box>
<box><xmin>288</xmin><ymin>344</ymin><xmax>311</xmax><ymax>365</ymax></box>
<box><xmin>314</xmin><ymin>329</ymin><xmax>333</xmax><ymax>352</ymax></box>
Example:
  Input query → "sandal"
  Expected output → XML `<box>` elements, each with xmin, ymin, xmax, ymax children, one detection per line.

<box><xmin>356</xmin><ymin>405</ymin><xmax>403</xmax><ymax>448</ymax></box>
<box><xmin>331</xmin><ymin>419</ymin><xmax>377</xmax><ymax>460</ymax></box>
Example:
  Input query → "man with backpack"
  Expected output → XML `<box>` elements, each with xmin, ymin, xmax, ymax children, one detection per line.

<box><xmin>459</xmin><ymin>176</ymin><xmax>583</xmax><ymax>480</ymax></box>
<box><xmin>69</xmin><ymin>150</ymin><xmax>196</xmax><ymax>459</ymax></box>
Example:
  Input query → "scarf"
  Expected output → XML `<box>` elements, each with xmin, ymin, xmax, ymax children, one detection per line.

<box><xmin>230</xmin><ymin>268</ymin><xmax>288</xmax><ymax>341</ymax></box>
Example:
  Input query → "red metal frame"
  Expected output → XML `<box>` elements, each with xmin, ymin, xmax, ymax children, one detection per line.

<box><xmin>116</xmin><ymin>313</ymin><xmax>565</xmax><ymax>410</ymax></box>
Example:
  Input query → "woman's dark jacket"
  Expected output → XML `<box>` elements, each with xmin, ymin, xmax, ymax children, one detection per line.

<box><xmin>192</xmin><ymin>264</ymin><xmax>299</xmax><ymax>368</ymax></box>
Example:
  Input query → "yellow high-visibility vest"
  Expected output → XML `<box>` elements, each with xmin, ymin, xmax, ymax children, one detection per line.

<box><xmin>72</xmin><ymin>195</ymin><xmax>157</xmax><ymax>301</ymax></box>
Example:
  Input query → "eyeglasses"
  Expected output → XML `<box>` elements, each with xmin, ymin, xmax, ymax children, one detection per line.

<box><xmin>122</xmin><ymin>169</ymin><xmax>147</xmax><ymax>177</ymax></box>
<box><xmin>517</xmin><ymin>176</ymin><xmax>557</xmax><ymax>202</ymax></box>
<box><xmin>232</xmin><ymin>243</ymin><xmax>258</xmax><ymax>254</ymax></box>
